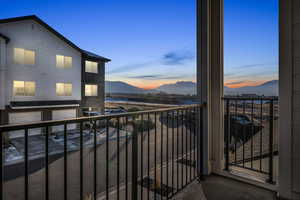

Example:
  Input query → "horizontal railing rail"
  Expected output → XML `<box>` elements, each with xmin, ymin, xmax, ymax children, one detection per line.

<box><xmin>0</xmin><ymin>103</ymin><xmax>204</xmax><ymax>200</ymax></box>
<box><xmin>223</xmin><ymin>97</ymin><xmax>278</xmax><ymax>184</ymax></box>
<box><xmin>222</xmin><ymin>96</ymin><xmax>278</xmax><ymax>101</ymax></box>
<box><xmin>0</xmin><ymin>104</ymin><xmax>204</xmax><ymax>132</ymax></box>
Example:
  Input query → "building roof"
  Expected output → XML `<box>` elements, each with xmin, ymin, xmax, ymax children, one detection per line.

<box><xmin>0</xmin><ymin>15</ymin><xmax>111</xmax><ymax>62</ymax></box>
<box><xmin>0</xmin><ymin>32</ymin><xmax>10</xmax><ymax>43</ymax></box>
<box><xmin>81</xmin><ymin>50</ymin><xmax>112</xmax><ymax>61</ymax></box>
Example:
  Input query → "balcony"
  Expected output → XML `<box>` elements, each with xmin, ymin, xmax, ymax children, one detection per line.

<box><xmin>0</xmin><ymin>100</ymin><xmax>280</xmax><ymax>200</ymax></box>
<box><xmin>0</xmin><ymin>104</ymin><xmax>205</xmax><ymax>200</ymax></box>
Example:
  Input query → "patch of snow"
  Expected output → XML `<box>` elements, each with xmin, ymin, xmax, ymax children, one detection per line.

<box><xmin>5</xmin><ymin>146</ymin><xmax>23</xmax><ymax>163</ymax></box>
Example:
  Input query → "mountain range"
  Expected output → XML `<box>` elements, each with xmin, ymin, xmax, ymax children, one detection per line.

<box><xmin>105</xmin><ymin>80</ymin><xmax>278</xmax><ymax>96</ymax></box>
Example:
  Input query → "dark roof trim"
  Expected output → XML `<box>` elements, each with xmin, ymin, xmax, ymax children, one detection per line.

<box><xmin>0</xmin><ymin>33</ymin><xmax>10</xmax><ymax>43</ymax></box>
<box><xmin>82</xmin><ymin>50</ymin><xmax>111</xmax><ymax>62</ymax></box>
<box><xmin>0</xmin><ymin>15</ymin><xmax>110</xmax><ymax>62</ymax></box>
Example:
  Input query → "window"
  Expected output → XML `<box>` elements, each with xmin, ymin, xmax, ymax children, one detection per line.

<box><xmin>56</xmin><ymin>83</ymin><xmax>72</xmax><ymax>96</ymax></box>
<box><xmin>85</xmin><ymin>84</ymin><xmax>98</xmax><ymax>96</ymax></box>
<box><xmin>14</xmin><ymin>48</ymin><xmax>35</xmax><ymax>65</ymax></box>
<box><xmin>13</xmin><ymin>81</ymin><xmax>36</xmax><ymax>96</ymax></box>
<box><xmin>85</xmin><ymin>61</ymin><xmax>98</xmax><ymax>73</ymax></box>
<box><xmin>56</xmin><ymin>55</ymin><xmax>72</xmax><ymax>68</ymax></box>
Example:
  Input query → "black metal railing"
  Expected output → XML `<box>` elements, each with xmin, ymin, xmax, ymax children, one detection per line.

<box><xmin>0</xmin><ymin>104</ymin><xmax>204</xmax><ymax>200</ymax></box>
<box><xmin>223</xmin><ymin>97</ymin><xmax>278</xmax><ymax>184</ymax></box>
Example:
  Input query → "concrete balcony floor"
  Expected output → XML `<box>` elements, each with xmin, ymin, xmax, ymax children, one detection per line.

<box><xmin>174</xmin><ymin>175</ymin><xmax>277</xmax><ymax>200</ymax></box>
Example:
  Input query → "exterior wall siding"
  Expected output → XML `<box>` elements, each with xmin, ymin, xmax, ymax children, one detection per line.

<box><xmin>292</xmin><ymin>0</ymin><xmax>300</xmax><ymax>196</ymax></box>
<box><xmin>0</xmin><ymin>20</ymin><xmax>82</xmax><ymax>103</ymax></box>
<box><xmin>81</xmin><ymin>57</ymin><xmax>105</xmax><ymax>113</ymax></box>
<box><xmin>0</xmin><ymin>38</ymin><xmax>7</xmax><ymax>109</ymax></box>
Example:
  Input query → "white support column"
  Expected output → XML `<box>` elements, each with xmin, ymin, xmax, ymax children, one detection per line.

<box><xmin>197</xmin><ymin>0</ymin><xmax>211</xmax><ymax>175</ymax></box>
<box><xmin>209</xmin><ymin>0</ymin><xmax>224</xmax><ymax>173</ymax></box>
<box><xmin>279</xmin><ymin>0</ymin><xmax>299</xmax><ymax>199</ymax></box>
<box><xmin>197</xmin><ymin>0</ymin><xmax>224</xmax><ymax>175</ymax></box>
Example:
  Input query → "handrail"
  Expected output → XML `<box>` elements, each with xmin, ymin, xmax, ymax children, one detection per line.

<box><xmin>0</xmin><ymin>102</ymin><xmax>205</xmax><ymax>200</ymax></box>
<box><xmin>0</xmin><ymin>103</ymin><xmax>204</xmax><ymax>132</ymax></box>
<box><xmin>222</xmin><ymin>96</ymin><xmax>278</xmax><ymax>101</ymax></box>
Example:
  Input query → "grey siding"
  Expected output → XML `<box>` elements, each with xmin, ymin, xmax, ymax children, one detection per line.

<box><xmin>81</xmin><ymin>58</ymin><xmax>105</xmax><ymax>113</ymax></box>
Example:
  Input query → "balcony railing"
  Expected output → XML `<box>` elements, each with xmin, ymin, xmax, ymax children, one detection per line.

<box><xmin>223</xmin><ymin>97</ymin><xmax>278</xmax><ymax>184</ymax></box>
<box><xmin>0</xmin><ymin>104</ymin><xmax>204</xmax><ymax>200</ymax></box>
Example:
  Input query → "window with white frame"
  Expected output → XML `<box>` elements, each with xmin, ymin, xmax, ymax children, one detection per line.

<box><xmin>85</xmin><ymin>84</ymin><xmax>98</xmax><ymax>96</ymax></box>
<box><xmin>56</xmin><ymin>83</ymin><xmax>72</xmax><ymax>96</ymax></box>
<box><xmin>56</xmin><ymin>55</ymin><xmax>72</xmax><ymax>68</ymax></box>
<box><xmin>14</xmin><ymin>48</ymin><xmax>35</xmax><ymax>65</ymax></box>
<box><xmin>85</xmin><ymin>61</ymin><xmax>98</xmax><ymax>73</ymax></box>
<box><xmin>13</xmin><ymin>81</ymin><xmax>36</xmax><ymax>96</ymax></box>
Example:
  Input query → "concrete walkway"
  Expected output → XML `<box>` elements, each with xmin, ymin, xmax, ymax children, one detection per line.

<box><xmin>175</xmin><ymin>175</ymin><xmax>276</xmax><ymax>200</ymax></box>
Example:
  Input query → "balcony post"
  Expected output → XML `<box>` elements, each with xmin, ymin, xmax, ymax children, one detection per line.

<box><xmin>197</xmin><ymin>0</ymin><xmax>210</xmax><ymax>177</ymax></box>
<box><xmin>278</xmin><ymin>0</ymin><xmax>293</xmax><ymax>199</ymax></box>
<box><xmin>197</xmin><ymin>0</ymin><xmax>224</xmax><ymax>175</ymax></box>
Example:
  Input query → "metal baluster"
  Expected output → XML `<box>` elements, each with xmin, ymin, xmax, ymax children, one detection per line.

<box><xmin>160</xmin><ymin>112</ymin><xmax>164</xmax><ymax>198</ymax></box>
<box><xmin>181</xmin><ymin>109</ymin><xmax>184</xmax><ymax>188</ymax></box>
<box><xmin>267</xmin><ymin>100</ymin><xmax>274</xmax><ymax>184</ymax></box>
<box><xmin>189</xmin><ymin>108</ymin><xmax>192</xmax><ymax>182</ymax></box>
<box><xmin>25</xmin><ymin>129</ymin><xmax>29</xmax><ymax>200</ymax></box>
<box><xmin>200</xmin><ymin>107</ymin><xmax>204</xmax><ymax>180</ymax></box>
<box><xmin>185</xmin><ymin>109</ymin><xmax>188</xmax><ymax>185</ymax></box>
<box><xmin>176</xmin><ymin>109</ymin><xmax>179</xmax><ymax>191</ymax></box>
<box><xmin>225</xmin><ymin>100</ymin><xmax>230</xmax><ymax>171</ymax></box>
<box><xmin>242</xmin><ymin>102</ymin><xmax>246</xmax><ymax>168</ymax></box>
<box><xmin>154</xmin><ymin>113</ymin><xmax>157</xmax><ymax>198</ymax></box>
<box><xmin>125</xmin><ymin>117</ymin><xmax>128</xmax><ymax>200</ymax></box>
<box><xmin>117</xmin><ymin>118</ymin><xmax>120</xmax><ymax>200</ymax></box>
<box><xmin>140</xmin><ymin>114</ymin><xmax>144</xmax><ymax>200</ymax></box>
<box><xmin>64</xmin><ymin>124</ymin><xmax>68</xmax><ymax>200</ymax></box>
<box><xmin>235</xmin><ymin>100</ymin><xmax>238</xmax><ymax>165</ymax></box>
<box><xmin>196</xmin><ymin>106</ymin><xmax>199</xmax><ymax>178</ymax></box>
<box><xmin>80</xmin><ymin>122</ymin><xmax>83</xmax><ymax>200</ymax></box>
<box><xmin>147</xmin><ymin>113</ymin><xmax>150</xmax><ymax>200</ymax></box>
<box><xmin>260</xmin><ymin>99</ymin><xmax>263</xmax><ymax>172</ymax></box>
<box><xmin>106</xmin><ymin>119</ymin><xmax>109</xmax><ymax>200</ymax></box>
<box><xmin>193</xmin><ymin>107</ymin><xmax>196</xmax><ymax>179</ymax></box>
<box><xmin>166</xmin><ymin>111</ymin><xmax>169</xmax><ymax>199</ymax></box>
<box><xmin>132</xmin><ymin>116</ymin><xmax>138</xmax><ymax>200</ymax></box>
<box><xmin>171</xmin><ymin>110</ymin><xmax>175</xmax><ymax>195</ymax></box>
<box><xmin>45</xmin><ymin>126</ymin><xmax>49</xmax><ymax>200</ymax></box>
<box><xmin>94</xmin><ymin>120</ymin><xmax>97</xmax><ymax>200</ymax></box>
<box><xmin>251</xmin><ymin>100</ymin><xmax>254</xmax><ymax>169</ymax></box>
<box><xmin>196</xmin><ymin>106</ymin><xmax>199</xmax><ymax>179</ymax></box>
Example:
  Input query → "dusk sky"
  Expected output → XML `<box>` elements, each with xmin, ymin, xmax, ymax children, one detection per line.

<box><xmin>1</xmin><ymin>0</ymin><xmax>278</xmax><ymax>89</ymax></box>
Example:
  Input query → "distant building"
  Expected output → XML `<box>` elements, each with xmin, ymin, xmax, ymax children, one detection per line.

<box><xmin>0</xmin><ymin>15</ymin><xmax>110</xmax><ymax>137</ymax></box>
<box><xmin>240</xmin><ymin>94</ymin><xmax>259</xmax><ymax>97</ymax></box>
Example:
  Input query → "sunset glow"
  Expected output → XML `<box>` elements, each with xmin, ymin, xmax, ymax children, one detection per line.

<box><xmin>224</xmin><ymin>80</ymin><xmax>267</xmax><ymax>88</ymax></box>
<box><xmin>123</xmin><ymin>79</ymin><xmax>184</xmax><ymax>90</ymax></box>
<box><xmin>2</xmin><ymin>0</ymin><xmax>278</xmax><ymax>91</ymax></box>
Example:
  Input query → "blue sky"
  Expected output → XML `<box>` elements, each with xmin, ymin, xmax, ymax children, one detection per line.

<box><xmin>1</xmin><ymin>0</ymin><xmax>278</xmax><ymax>89</ymax></box>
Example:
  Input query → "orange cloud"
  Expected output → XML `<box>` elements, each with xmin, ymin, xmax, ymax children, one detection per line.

<box><xmin>125</xmin><ymin>79</ymin><xmax>186</xmax><ymax>90</ymax></box>
<box><xmin>225</xmin><ymin>80</ymin><xmax>266</xmax><ymax>88</ymax></box>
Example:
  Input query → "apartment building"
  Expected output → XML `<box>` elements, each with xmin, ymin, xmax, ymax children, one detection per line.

<box><xmin>0</xmin><ymin>15</ymin><xmax>110</xmax><ymax>137</ymax></box>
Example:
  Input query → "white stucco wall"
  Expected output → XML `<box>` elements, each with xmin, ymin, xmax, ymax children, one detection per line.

<box><xmin>0</xmin><ymin>20</ymin><xmax>82</xmax><ymax>103</ymax></box>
